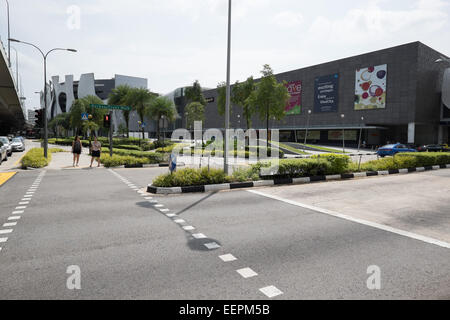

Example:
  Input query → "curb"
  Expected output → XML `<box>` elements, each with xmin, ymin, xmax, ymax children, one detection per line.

<box><xmin>290</xmin><ymin>153</ymin><xmax>378</xmax><ymax>159</ymax></box>
<box><xmin>147</xmin><ymin>163</ymin><xmax>450</xmax><ymax>194</ymax></box>
<box><xmin>106</xmin><ymin>163</ymin><xmax>186</xmax><ymax>169</ymax></box>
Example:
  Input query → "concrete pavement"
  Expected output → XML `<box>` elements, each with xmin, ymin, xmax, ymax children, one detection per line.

<box><xmin>0</xmin><ymin>165</ymin><xmax>449</xmax><ymax>299</ymax></box>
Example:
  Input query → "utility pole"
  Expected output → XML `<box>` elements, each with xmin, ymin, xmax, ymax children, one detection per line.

<box><xmin>224</xmin><ymin>0</ymin><xmax>232</xmax><ymax>175</ymax></box>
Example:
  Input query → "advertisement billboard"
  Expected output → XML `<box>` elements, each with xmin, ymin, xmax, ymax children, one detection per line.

<box><xmin>314</xmin><ymin>74</ymin><xmax>339</xmax><ymax>113</ymax></box>
<box><xmin>284</xmin><ymin>80</ymin><xmax>302</xmax><ymax>115</ymax></box>
<box><xmin>328</xmin><ymin>130</ymin><xmax>357</xmax><ymax>141</ymax></box>
<box><xmin>354</xmin><ymin>64</ymin><xmax>387</xmax><ymax>110</ymax></box>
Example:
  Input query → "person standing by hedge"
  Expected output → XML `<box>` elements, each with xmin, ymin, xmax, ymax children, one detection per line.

<box><xmin>72</xmin><ymin>136</ymin><xmax>82</xmax><ymax>167</ymax></box>
<box><xmin>90</xmin><ymin>136</ymin><xmax>102</xmax><ymax>168</ymax></box>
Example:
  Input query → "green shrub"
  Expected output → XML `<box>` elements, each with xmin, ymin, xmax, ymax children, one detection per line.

<box><xmin>231</xmin><ymin>167</ymin><xmax>260</xmax><ymax>182</ymax></box>
<box><xmin>152</xmin><ymin>168</ymin><xmax>231</xmax><ymax>187</ymax></box>
<box><xmin>396</xmin><ymin>152</ymin><xmax>450</xmax><ymax>166</ymax></box>
<box><xmin>101</xmin><ymin>147</ymin><xmax>167</xmax><ymax>163</ymax></box>
<box><xmin>22</xmin><ymin>148</ymin><xmax>51</xmax><ymax>168</ymax></box>
<box><xmin>311</xmin><ymin>153</ymin><xmax>351</xmax><ymax>174</ymax></box>
<box><xmin>275</xmin><ymin>158</ymin><xmax>332</xmax><ymax>178</ymax></box>
<box><xmin>100</xmin><ymin>154</ymin><xmax>149</xmax><ymax>168</ymax></box>
<box><xmin>113</xmin><ymin>144</ymin><xmax>142</xmax><ymax>151</ymax></box>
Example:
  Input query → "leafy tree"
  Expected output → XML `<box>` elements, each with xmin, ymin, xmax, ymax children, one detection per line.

<box><xmin>146</xmin><ymin>96</ymin><xmax>178</xmax><ymax>141</ymax></box>
<box><xmin>185</xmin><ymin>102</ymin><xmax>205</xmax><ymax>130</ymax></box>
<box><xmin>126</xmin><ymin>87</ymin><xmax>158</xmax><ymax>141</ymax></box>
<box><xmin>69</xmin><ymin>95</ymin><xmax>106</xmax><ymax>136</ymax></box>
<box><xmin>247</xmin><ymin>65</ymin><xmax>290</xmax><ymax>148</ymax></box>
<box><xmin>48</xmin><ymin>112</ymin><xmax>71</xmax><ymax>137</ymax></box>
<box><xmin>108</xmin><ymin>85</ymin><xmax>132</xmax><ymax>138</ymax></box>
<box><xmin>185</xmin><ymin>80</ymin><xmax>206</xmax><ymax>106</ymax></box>
<box><xmin>217</xmin><ymin>77</ymin><xmax>255</xmax><ymax>129</ymax></box>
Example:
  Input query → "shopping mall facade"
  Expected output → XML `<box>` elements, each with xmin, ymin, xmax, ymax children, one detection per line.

<box><xmin>191</xmin><ymin>41</ymin><xmax>449</xmax><ymax>146</ymax></box>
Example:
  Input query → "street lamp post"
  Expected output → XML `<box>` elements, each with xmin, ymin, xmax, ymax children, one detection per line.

<box><xmin>224</xmin><ymin>0</ymin><xmax>232</xmax><ymax>175</ymax></box>
<box><xmin>358</xmin><ymin>116</ymin><xmax>364</xmax><ymax>152</ymax></box>
<box><xmin>4</xmin><ymin>0</ymin><xmax>10</xmax><ymax>67</ymax></box>
<box><xmin>9</xmin><ymin>38</ymin><xmax>76</xmax><ymax>158</ymax></box>
<box><xmin>10</xmin><ymin>46</ymin><xmax>18</xmax><ymax>90</ymax></box>
<box><xmin>341</xmin><ymin>114</ymin><xmax>345</xmax><ymax>153</ymax></box>
<box><xmin>304</xmin><ymin>109</ymin><xmax>312</xmax><ymax>146</ymax></box>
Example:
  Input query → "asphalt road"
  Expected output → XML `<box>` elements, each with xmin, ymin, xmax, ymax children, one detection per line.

<box><xmin>0</xmin><ymin>166</ymin><xmax>449</xmax><ymax>299</ymax></box>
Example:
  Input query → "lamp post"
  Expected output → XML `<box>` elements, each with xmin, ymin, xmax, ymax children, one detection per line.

<box><xmin>224</xmin><ymin>0</ymin><xmax>232</xmax><ymax>175</ymax></box>
<box><xmin>341</xmin><ymin>114</ymin><xmax>345</xmax><ymax>153</ymax></box>
<box><xmin>358</xmin><ymin>116</ymin><xmax>364</xmax><ymax>152</ymax></box>
<box><xmin>4</xmin><ymin>0</ymin><xmax>10</xmax><ymax>67</ymax></box>
<box><xmin>10</xmin><ymin>46</ymin><xmax>18</xmax><ymax>90</ymax></box>
<box><xmin>304</xmin><ymin>109</ymin><xmax>312</xmax><ymax>146</ymax></box>
<box><xmin>9</xmin><ymin>38</ymin><xmax>76</xmax><ymax>158</ymax></box>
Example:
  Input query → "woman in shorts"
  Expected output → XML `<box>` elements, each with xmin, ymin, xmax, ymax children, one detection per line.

<box><xmin>90</xmin><ymin>136</ymin><xmax>102</xmax><ymax>168</ymax></box>
<box><xmin>72</xmin><ymin>136</ymin><xmax>82</xmax><ymax>167</ymax></box>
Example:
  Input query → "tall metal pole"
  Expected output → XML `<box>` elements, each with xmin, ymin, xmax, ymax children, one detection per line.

<box><xmin>43</xmin><ymin>56</ymin><xmax>48</xmax><ymax>158</ymax></box>
<box><xmin>358</xmin><ymin>116</ymin><xmax>364</xmax><ymax>152</ymax></box>
<box><xmin>6</xmin><ymin>0</ymin><xmax>10</xmax><ymax>67</ymax></box>
<box><xmin>341</xmin><ymin>114</ymin><xmax>345</xmax><ymax>153</ymax></box>
<box><xmin>304</xmin><ymin>110</ymin><xmax>311</xmax><ymax>146</ymax></box>
<box><xmin>224</xmin><ymin>0</ymin><xmax>231</xmax><ymax>175</ymax></box>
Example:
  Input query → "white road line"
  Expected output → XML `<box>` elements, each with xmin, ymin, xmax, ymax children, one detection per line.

<box><xmin>0</xmin><ymin>229</ymin><xmax>13</xmax><ymax>234</ymax></box>
<box><xmin>219</xmin><ymin>254</ymin><xmax>237</xmax><ymax>262</ymax></box>
<box><xmin>259</xmin><ymin>286</ymin><xmax>283</xmax><ymax>298</ymax></box>
<box><xmin>3</xmin><ymin>222</ymin><xmax>17</xmax><ymax>227</ymax></box>
<box><xmin>8</xmin><ymin>216</ymin><xmax>20</xmax><ymax>221</ymax></box>
<box><xmin>149</xmin><ymin>200</ymin><xmax>158</xmax><ymax>204</ymax></box>
<box><xmin>174</xmin><ymin>219</ymin><xmax>186</xmax><ymax>224</ymax></box>
<box><xmin>204</xmin><ymin>242</ymin><xmax>221</xmax><ymax>250</ymax></box>
<box><xmin>144</xmin><ymin>197</ymin><xmax>153</xmax><ymax>200</ymax></box>
<box><xmin>192</xmin><ymin>233</ymin><xmax>207</xmax><ymax>239</ymax></box>
<box><xmin>166</xmin><ymin>214</ymin><xmax>177</xmax><ymax>218</ymax></box>
<box><xmin>159</xmin><ymin>209</ymin><xmax>170</xmax><ymax>213</ymax></box>
<box><xmin>154</xmin><ymin>204</ymin><xmax>164</xmax><ymax>208</ymax></box>
<box><xmin>248</xmin><ymin>190</ymin><xmax>450</xmax><ymax>249</ymax></box>
<box><xmin>182</xmin><ymin>226</ymin><xmax>195</xmax><ymax>231</ymax></box>
<box><xmin>24</xmin><ymin>195</ymin><xmax>33</xmax><ymax>197</ymax></box>
<box><xmin>21</xmin><ymin>199</ymin><xmax>30</xmax><ymax>201</ymax></box>
<box><xmin>237</xmin><ymin>268</ymin><xmax>258</xmax><ymax>279</ymax></box>
<box><xmin>12</xmin><ymin>211</ymin><xmax>24</xmax><ymax>214</ymax></box>
<box><xmin>0</xmin><ymin>238</ymin><xmax>8</xmax><ymax>243</ymax></box>
<box><xmin>15</xmin><ymin>206</ymin><xmax>26</xmax><ymax>210</ymax></box>
<box><xmin>19</xmin><ymin>202</ymin><xmax>29</xmax><ymax>205</ymax></box>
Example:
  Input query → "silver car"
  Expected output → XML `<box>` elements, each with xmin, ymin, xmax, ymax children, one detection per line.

<box><xmin>0</xmin><ymin>140</ymin><xmax>7</xmax><ymax>163</ymax></box>
<box><xmin>0</xmin><ymin>136</ymin><xmax>12</xmax><ymax>157</ymax></box>
<box><xmin>11</xmin><ymin>137</ymin><xmax>25</xmax><ymax>152</ymax></box>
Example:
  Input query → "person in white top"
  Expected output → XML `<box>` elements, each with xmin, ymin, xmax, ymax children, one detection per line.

<box><xmin>90</xmin><ymin>136</ymin><xmax>102</xmax><ymax>168</ymax></box>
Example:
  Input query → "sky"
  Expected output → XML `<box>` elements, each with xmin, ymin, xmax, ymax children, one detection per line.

<box><xmin>1</xmin><ymin>0</ymin><xmax>450</xmax><ymax>113</ymax></box>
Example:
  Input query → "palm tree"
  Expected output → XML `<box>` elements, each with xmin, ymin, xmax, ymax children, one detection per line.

<box><xmin>146</xmin><ymin>96</ymin><xmax>178</xmax><ymax>141</ymax></box>
<box><xmin>108</xmin><ymin>85</ymin><xmax>131</xmax><ymax>138</ymax></box>
<box><xmin>126</xmin><ymin>88</ymin><xmax>158</xmax><ymax>141</ymax></box>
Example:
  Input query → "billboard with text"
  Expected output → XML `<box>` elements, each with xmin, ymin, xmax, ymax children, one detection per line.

<box><xmin>314</xmin><ymin>74</ymin><xmax>339</xmax><ymax>113</ymax></box>
<box><xmin>284</xmin><ymin>80</ymin><xmax>302</xmax><ymax>115</ymax></box>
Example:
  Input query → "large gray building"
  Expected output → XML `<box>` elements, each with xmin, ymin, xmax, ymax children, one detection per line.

<box><xmin>171</xmin><ymin>42</ymin><xmax>449</xmax><ymax>146</ymax></box>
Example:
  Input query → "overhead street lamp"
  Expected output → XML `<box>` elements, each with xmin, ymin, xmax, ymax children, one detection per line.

<box><xmin>304</xmin><ymin>109</ymin><xmax>312</xmax><ymax>146</ymax></box>
<box><xmin>9</xmin><ymin>38</ymin><xmax>77</xmax><ymax>158</ymax></box>
<box><xmin>341</xmin><ymin>114</ymin><xmax>345</xmax><ymax>153</ymax></box>
<box><xmin>224</xmin><ymin>0</ymin><xmax>232</xmax><ymax>175</ymax></box>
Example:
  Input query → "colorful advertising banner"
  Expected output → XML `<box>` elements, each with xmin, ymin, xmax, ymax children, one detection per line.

<box><xmin>284</xmin><ymin>80</ymin><xmax>302</xmax><ymax>115</ymax></box>
<box><xmin>314</xmin><ymin>74</ymin><xmax>339</xmax><ymax>113</ymax></box>
<box><xmin>328</xmin><ymin>130</ymin><xmax>358</xmax><ymax>141</ymax></box>
<box><xmin>354</xmin><ymin>64</ymin><xmax>387</xmax><ymax>110</ymax></box>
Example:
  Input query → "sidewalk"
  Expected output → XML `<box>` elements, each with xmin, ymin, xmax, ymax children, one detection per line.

<box><xmin>47</xmin><ymin>144</ymin><xmax>102</xmax><ymax>170</ymax></box>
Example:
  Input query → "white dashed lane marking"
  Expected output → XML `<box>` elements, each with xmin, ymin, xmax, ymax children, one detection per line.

<box><xmin>8</xmin><ymin>216</ymin><xmax>20</xmax><ymax>221</ymax></box>
<box><xmin>3</xmin><ymin>222</ymin><xmax>17</xmax><ymax>227</ymax></box>
<box><xmin>182</xmin><ymin>226</ymin><xmax>195</xmax><ymax>231</ymax></box>
<box><xmin>0</xmin><ymin>238</ymin><xmax>8</xmax><ymax>243</ymax></box>
<box><xmin>0</xmin><ymin>229</ymin><xmax>13</xmax><ymax>234</ymax></box>
<box><xmin>259</xmin><ymin>286</ymin><xmax>283</xmax><ymax>298</ymax></box>
<box><xmin>237</xmin><ymin>268</ymin><xmax>258</xmax><ymax>279</ymax></box>
<box><xmin>12</xmin><ymin>211</ymin><xmax>24</xmax><ymax>214</ymax></box>
<box><xmin>192</xmin><ymin>233</ymin><xmax>207</xmax><ymax>239</ymax></box>
<box><xmin>219</xmin><ymin>254</ymin><xmax>237</xmax><ymax>262</ymax></box>
<box><xmin>204</xmin><ymin>242</ymin><xmax>221</xmax><ymax>250</ymax></box>
<box><xmin>15</xmin><ymin>206</ymin><xmax>26</xmax><ymax>210</ymax></box>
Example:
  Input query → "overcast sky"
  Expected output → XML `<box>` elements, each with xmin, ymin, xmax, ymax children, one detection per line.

<box><xmin>1</xmin><ymin>0</ymin><xmax>449</xmax><ymax>112</ymax></box>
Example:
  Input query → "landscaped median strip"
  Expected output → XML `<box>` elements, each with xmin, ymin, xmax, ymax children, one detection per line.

<box><xmin>147</xmin><ymin>163</ymin><xmax>450</xmax><ymax>194</ymax></box>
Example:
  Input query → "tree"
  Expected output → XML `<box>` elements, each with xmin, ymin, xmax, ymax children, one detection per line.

<box><xmin>69</xmin><ymin>95</ymin><xmax>106</xmax><ymax>136</ymax></box>
<box><xmin>108</xmin><ymin>85</ymin><xmax>132</xmax><ymax>138</ymax></box>
<box><xmin>146</xmin><ymin>96</ymin><xmax>178</xmax><ymax>141</ymax></box>
<box><xmin>247</xmin><ymin>65</ymin><xmax>290</xmax><ymax>148</ymax></box>
<box><xmin>126</xmin><ymin>87</ymin><xmax>158</xmax><ymax>141</ymax></box>
<box><xmin>185</xmin><ymin>102</ymin><xmax>205</xmax><ymax>130</ymax></box>
<box><xmin>185</xmin><ymin>80</ymin><xmax>206</xmax><ymax>106</ymax></box>
<box><xmin>48</xmin><ymin>112</ymin><xmax>71</xmax><ymax>137</ymax></box>
<box><xmin>217</xmin><ymin>77</ymin><xmax>256</xmax><ymax>129</ymax></box>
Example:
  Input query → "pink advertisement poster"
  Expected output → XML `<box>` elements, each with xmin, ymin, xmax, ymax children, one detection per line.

<box><xmin>284</xmin><ymin>80</ymin><xmax>302</xmax><ymax>115</ymax></box>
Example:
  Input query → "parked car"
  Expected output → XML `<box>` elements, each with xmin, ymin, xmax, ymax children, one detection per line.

<box><xmin>0</xmin><ymin>136</ymin><xmax>12</xmax><ymax>157</ymax></box>
<box><xmin>417</xmin><ymin>144</ymin><xmax>446</xmax><ymax>152</ymax></box>
<box><xmin>11</xmin><ymin>137</ymin><xmax>25</xmax><ymax>152</ymax></box>
<box><xmin>0</xmin><ymin>140</ymin><xmax>7</xmax><ymax>163</ymax></box>
<box><xmin>377</xmin><ymin>143</ymin><xmax>417</xmax><ymax>157</ymax></box>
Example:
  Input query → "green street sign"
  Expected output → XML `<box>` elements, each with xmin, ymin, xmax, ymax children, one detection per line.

<box><xmin>90</xmin><ymin>104</ymin><xmax>132</xmax><ymax>111</ymax></box>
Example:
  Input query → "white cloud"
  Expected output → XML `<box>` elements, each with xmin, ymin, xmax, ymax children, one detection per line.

<box><xmin>272</xmin><ymin>11</ymin><xmax>304</xmax><ymax>28</ymax></box>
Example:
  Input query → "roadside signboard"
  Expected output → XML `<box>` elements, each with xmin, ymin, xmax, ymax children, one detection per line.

<box><xmin>81</xmin><ymin>113</ymin><xmax>89</xmax><ymax>121</ymax></box>
<box><xmin>90</xmin><ymin>104</ymin><xmax>132</xmax><ymax>111</ymax></box>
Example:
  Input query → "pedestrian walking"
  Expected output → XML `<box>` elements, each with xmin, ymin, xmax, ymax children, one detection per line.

<box><xmin>72</xmin><ymin>135</ymin><xmax>82</xmax><ymax>167</ymax></box>
<box><xmin>90</xmin><ymin>136</ymin><xmax>102</xmax><ymax>168</ymax></box>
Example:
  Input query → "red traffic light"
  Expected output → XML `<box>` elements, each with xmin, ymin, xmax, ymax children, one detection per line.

<box><xmin>103</xmin><ymin>114</ymin><xmax>111</xmax><ymax>128</ymax></box>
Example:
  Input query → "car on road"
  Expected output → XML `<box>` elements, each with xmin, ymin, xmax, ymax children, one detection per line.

<box><xmin>11</xmin><ymin>137</ymin><xmax>25</xmax><ymax>152</ymax></box>
<box><xmin>0</xmin><ymin>140</ymin><xmax>8</xmax><ymax>163</ymax></box>
<box><xmin>377</xmin><ymin>143</ymin><xmax>417</xmax><ymax>157</ymax></box>
<box><xmin>417</xmin><ymin>144</ymin><xmax>448</xmax><ymax>152</ymax></box>
<box><xmin>0</xmin><ymin>136</ymin><xmax>13</xmax><ymax>157</ymax></box>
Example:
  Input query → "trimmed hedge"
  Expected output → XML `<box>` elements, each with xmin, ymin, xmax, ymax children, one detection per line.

<box><xmin>21</xmin><ymin>148</ymin><xmax>64</xmax><ymax>169</ymax></box>
<box><xmin>100</xmin><ymin>154</ymin><xmax>150</xmax><ymax>168</ymax></box>
<box><xmin>153</xmin><ymin>168</ymin><xmax>231</xmax><ymax>187</ymax></box>
<box><xmin>101</xmin><ymin>147</ymin><xmax>167</xmax><ymax>163</ymax></box>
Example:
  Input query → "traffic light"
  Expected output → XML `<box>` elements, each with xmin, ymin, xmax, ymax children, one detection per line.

<box><xmin>103</xmin><ymin>114</ymin><xmax>111</xmax><ymax>128</ymax></box>
<box><xmin>34</xmin><ymin>109</ymin><xmax>44</xmax><ymax>128</ymax></box>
